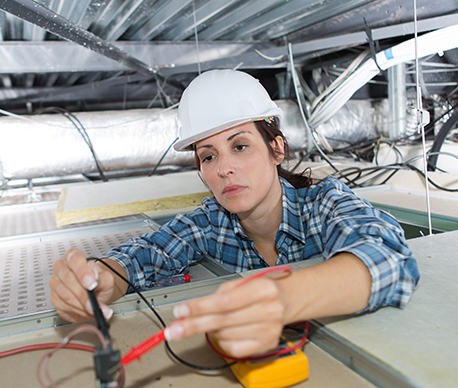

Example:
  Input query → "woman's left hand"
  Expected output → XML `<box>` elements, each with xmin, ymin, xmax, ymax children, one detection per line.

<box><xmin>166</xmin><ymin>276</ymin><xmax>287</xmax><ymax>358</ymax></box>
<box><xmin>164</xmin><ymin>254</ymin><xmax>371</xmax><ymax>358</ymax></box>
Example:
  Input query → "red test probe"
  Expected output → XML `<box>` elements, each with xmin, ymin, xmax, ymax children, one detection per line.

<box><xmin>121</xmin><ymin>328</ymin><xmax>169</xmax><ymax>365</ymax></box>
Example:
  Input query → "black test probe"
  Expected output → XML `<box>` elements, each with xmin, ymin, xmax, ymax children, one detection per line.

<box><xmin>87</xmin><ymin>289</ymin><xmax>123</xmax><ymax>387</ymax></box>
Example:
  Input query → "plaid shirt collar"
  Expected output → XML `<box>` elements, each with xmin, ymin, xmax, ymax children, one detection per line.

<box><xmin>230</xmin><ymin>178</ymin><xmax>306</xmax><ymax>244</ymax></box>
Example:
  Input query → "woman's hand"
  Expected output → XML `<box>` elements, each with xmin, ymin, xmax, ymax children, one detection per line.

<box><xmin>163</xmin><ymin>254</ymin><xmax>371</xmax><ymax>358</ymax></box>
<box><xmin>165</xmin><ymin>275</ymin><xmax>288</xmax><ymax>358</ymax></box>
<box><xmin>49</xmin><ymin>248</ymin><xmax>127</xmax><ymax>323</ymax></box>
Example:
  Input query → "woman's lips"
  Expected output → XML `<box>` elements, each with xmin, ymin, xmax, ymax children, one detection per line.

<box><xmin>223</xmin><ymin>185</ymin><xmax>246</xmax><ymax>197</ymax></box>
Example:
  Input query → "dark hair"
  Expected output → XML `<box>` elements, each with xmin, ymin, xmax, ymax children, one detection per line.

<box><xmin>194</xmin><ymin>118</ymin><xmax>315</xmax><ymax>189</ymax></box>
<box><xmin>253</xmin><ymin>118</ymin><xmax>315</xmax><ymax>189</ymax></box>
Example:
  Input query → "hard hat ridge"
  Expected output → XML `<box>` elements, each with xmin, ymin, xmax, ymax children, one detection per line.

<box><xmin>174</xmin><ymin>69</ymin><xmax>283</xmax><ymax>151</ymax></box>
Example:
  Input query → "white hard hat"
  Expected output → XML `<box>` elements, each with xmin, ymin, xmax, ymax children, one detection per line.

<box><xmin>174</xmin><ymin>69</ymin><xmax>283</xmax><ymax>151</ymax></box>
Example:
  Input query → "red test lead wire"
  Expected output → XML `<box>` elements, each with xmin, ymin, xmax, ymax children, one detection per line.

<box><xmin>121</xmin><ymin>328</ymin><xmax>169</xmax><ymax>365</ymax></box>
<box><xmin>236</xmin><ymin>265</ymin><xmax>293</xmax><ymax>287</ymax></box>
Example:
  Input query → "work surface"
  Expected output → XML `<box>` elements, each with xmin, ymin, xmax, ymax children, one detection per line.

<box><xmin>1</xmin><ymin>230</ymin><xmax>456</xmax><ymax>388</ymax></box>
<box><xmin>0</xmin><ymin>305</ymin><xmax>374</xmax><ymax>388</ymax></box>
<box><xmin>315</xmin><ymin>230</ymin><xmax>458</xmax><ymax>388</ymax></box>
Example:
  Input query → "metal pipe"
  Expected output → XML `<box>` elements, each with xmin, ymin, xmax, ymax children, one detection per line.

<box><xmin>388</xmin><ymin>63</ymin><xmax>407</xmax><ymax>139</ymax></box>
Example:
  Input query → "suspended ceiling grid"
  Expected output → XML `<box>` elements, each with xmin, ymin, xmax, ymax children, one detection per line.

<box><xmin>0</xmin><ymin>224</ymin><xmax>154</xmax><ymax>319</ymax></box>
<box><xmin>0</xmin><ymin>0</ymin><xmax>457</xmax><ymax>112</ymax></box>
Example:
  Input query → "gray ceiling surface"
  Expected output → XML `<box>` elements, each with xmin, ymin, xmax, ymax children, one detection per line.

<box><xmin>0</xmin><ymin>0</ymin><xmax>457</xmax><ymax>112</ymax></box>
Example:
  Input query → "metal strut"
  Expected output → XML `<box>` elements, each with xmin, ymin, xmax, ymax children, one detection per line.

<box><xmin>413</xmin><ymin>0</ymin><xmax>433</xmax><ymax>235</ymax></box>
<box><xmin>0</xmin><ymin>0</ymin><xmax>157</xmax><ymax>78</ymax></box>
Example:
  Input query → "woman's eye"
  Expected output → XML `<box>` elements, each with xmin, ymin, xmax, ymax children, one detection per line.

<box><xmin>234</xmin><ymin>144</ymin><xmax>247</xmax><ymax>151</ymax></box>
<box><xmin>201</xmin><ymin>154</ymin><xmax>214</xmax><ymax>163</ymax></box>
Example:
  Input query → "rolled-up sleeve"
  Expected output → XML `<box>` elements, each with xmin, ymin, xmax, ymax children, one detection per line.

<box><xmin>104</xmin><ymin>209</ymin><xmax>212</xmax><ymax>292</ymax></box>
<box><xmin>316</xmin><ymin>178</ymin><xmax>420</xmax><ymax>311</ymax></box>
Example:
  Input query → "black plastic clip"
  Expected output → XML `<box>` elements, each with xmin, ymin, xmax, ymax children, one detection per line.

<box><xmin>364</xmin><ymin>18</ymin><xmax>383</xmax><ymax>73</ymax></box>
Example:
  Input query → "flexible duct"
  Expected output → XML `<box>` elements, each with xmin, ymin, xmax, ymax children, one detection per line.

<box><xmin>0</xmin><ymin>100</ymin><xmax>308</xmax><ymax>181</ymax></box>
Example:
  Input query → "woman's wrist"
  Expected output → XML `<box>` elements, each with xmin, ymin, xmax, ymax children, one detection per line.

<box><xmin>275</xmin><ymin>270</ymin><xmax>310</xmax><ymax>325</ymax></box>
<box><xmin>94</xmin><ymin>258</ymin><xmax>129</xmax><ymax>303</ymax></box>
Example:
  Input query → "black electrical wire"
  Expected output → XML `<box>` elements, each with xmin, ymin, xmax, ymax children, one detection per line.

<box><xmin>330</xmin><ymin>151</ymin><xmax>458</xmax><ymax>192</ymax></box>
<box><xmin>88</xmin><ymin>257</ymin><xmax>235</xmax><ymax>371</ymax></box>
<box><xmin>428</xmin><ymin>108</ymin><xmax>458</xmax><ymax>171</ymax></box>
<box><xmin>331</xmin><ymin>165</ymin><xmax>402</xmax><ymax>189</ymax></box>
<box><xmin>148</xmin><ymin>137</ymin><xmax>179</xmax><ymax>177</ymax></box>
<box><xmin>373</xmin><ymin>139</ymin><xmax>405</xmax><ymax>166</ymax></box>
<box><xmin>291</xmin><ymin>139</ymin><xmax>374</xmax><ymax>174</ymax></box>
<box><xmin>292</xmin><ymin>137</ymin><xmax>391</xmax><ymax>172</ymax></box>
<box><xmin>89</xmin><ymin>257</ymin><xmax>309</xmax><ymax>371</ymax></box>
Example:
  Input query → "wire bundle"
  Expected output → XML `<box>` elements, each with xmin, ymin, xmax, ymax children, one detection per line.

<box><xmin>309</xmin><ymin>24</ymin><xmax>458</xmax><ymax>128</ymax></box>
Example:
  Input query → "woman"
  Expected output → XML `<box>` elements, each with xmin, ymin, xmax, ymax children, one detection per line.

<box><xmin>49</xmin><ymin>69</ymin><xmax>419</xmax><ymax>358</ymax></box>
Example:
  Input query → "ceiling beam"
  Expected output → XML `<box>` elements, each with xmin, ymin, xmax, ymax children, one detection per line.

<box><xmin>0</xmin><ymin>40</ymin><xmax>265</xmax><ymax>74</ymax></box>
<box><xmin>0</xmin><ymin>0</ymin><xmax>157</xmax><ymax>76</ymax></box>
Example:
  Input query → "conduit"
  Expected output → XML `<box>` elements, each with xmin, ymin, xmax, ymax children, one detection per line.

<box><xmin>310</xmin><ymin>24</ymin><xmax>458</xmax><ymax>127</ymax></box>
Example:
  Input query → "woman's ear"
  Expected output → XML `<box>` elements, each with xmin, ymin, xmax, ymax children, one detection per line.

<box><xmin>270</xmin><ymin>135</ymin><xmax>285</xmax><ymax>165</ymax></box>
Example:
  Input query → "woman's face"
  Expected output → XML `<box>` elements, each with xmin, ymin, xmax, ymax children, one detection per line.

<box><xmin>195</xmin><ymin>122</ymin><xmax>284</xmax><ymax>218</ymax></box>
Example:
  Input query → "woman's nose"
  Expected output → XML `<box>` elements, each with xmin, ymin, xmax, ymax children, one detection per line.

<box><xmin>217</xmin><ymin>153</ymin><xmax>234</xmax><ymax>177</ymax></box>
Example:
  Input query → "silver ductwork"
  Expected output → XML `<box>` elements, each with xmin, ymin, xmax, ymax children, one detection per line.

<box><xmin>0</xmin><ymin>99</ymin><xmax>391</xmax><ymax>182</ymax></box>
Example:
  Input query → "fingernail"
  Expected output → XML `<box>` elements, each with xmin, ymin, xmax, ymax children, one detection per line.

<box><xmin>102</xmin><ymin>306</ymin><xmax>113</xmax><ymax>320</ymax></box>
<box><xmin>66</xmin><ymin>250</ymin><xmax>76</xmax><ymax>262</ymax></box>
<box><xmin>173</xmin><ymin>304</ymin><xmax>190</xmax><ymax>318</ymax></box>
<box><xmin>83</xmin><ymin>275</ymin><xmax>98</xmax><ymax>291</ymax></box>
<box><xmin>164</xmin><ymin>323</ymin><xmax>184</xmax><ymax>341</ymax></box>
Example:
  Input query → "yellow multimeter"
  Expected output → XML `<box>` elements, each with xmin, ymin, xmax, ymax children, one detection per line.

<box><xmin>216</xmin><ymin>337</ymin><xmax>309</xmax><ymax>388</ymax></box>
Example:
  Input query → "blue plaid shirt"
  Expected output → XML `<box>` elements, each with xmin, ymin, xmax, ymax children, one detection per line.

<box><xmin>106</xmin><ymin>177</ymin><xmax>419</xmax><ymax>312</ymax></box>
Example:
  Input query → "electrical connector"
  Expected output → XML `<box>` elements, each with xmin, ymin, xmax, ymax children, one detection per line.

<box><xmin>94</xmin><ymin>343</ymin><xmax>122</xmax><ymax>387</ymax></box>
<box><xmin>86</xmin><ymin>290</ymin><xmax>124</xmax><ymax>387</ymax></box>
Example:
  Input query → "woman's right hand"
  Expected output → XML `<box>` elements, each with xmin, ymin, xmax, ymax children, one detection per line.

<box><xmin>49</xmin><ymin>248</ymin><xmax>122</xmax><ymax>323</ymax></box>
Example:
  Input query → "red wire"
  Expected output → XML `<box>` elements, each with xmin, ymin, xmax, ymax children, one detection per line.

<box><xmin>0</xmin><ymin>343</ymin><xmax>95</xmax><ymax>359</ymax></box>
<box><xmin>205</xmin><ymin>265</ymin><xmax>309</xmax><ymax>362</ymax></box>
<box><xmin>205</xmin><ymin>322</ymin><xmax>308</xmax><ymax>362</ymax></box>
<box><xmin>236</xmin><ymin>265</ymin><xmax>293</xmax><ymax>287</ymax></box>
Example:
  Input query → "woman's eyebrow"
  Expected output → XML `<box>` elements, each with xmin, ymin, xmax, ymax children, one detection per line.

<box><xmin>195</xmin><ymin>143</ymin><xmax>213</xmax><ymax>152</ymax></box>
<box><xmin>227</xmin><ymin>130</ymin><xmax>252</xmax><ymax>141</ymax></box>
<box><xmin>196</xmin><ymin>130</ymin><xmax>253</xmax><ymax>151</ymax></box>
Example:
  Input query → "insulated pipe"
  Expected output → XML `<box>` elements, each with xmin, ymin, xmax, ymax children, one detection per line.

<box><xmin>0</xmin><ymin>101</ymin><xmax>307</xmax><ymax>181</ymax></box>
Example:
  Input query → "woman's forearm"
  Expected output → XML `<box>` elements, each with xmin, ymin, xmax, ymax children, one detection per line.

<box><xmin>277</xmin><ymin>252</ymin><xmax>372</xmax><ymax>324</ymax></box>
